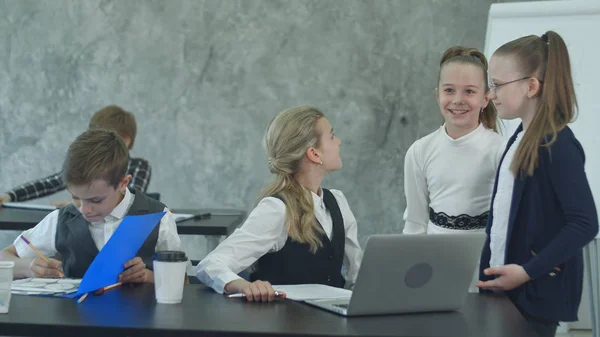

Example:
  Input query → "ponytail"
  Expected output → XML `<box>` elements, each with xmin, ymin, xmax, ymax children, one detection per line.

<box><xmin>495</xmin><ymin>31</ymin><xmax>576</xmax><ymax>176</ymax></box>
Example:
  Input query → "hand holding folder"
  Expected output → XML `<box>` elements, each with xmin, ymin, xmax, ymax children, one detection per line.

<box><xmin>74</xmin><ymin>212</ymin><xmax>166</xmax><ymax>300</ymax></box>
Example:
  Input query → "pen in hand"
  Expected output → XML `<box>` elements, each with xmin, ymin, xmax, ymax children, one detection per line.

<box><xmin>20</xmin><ymin>235</ymin><xmax>64</xmax><ymax>278</ymax></box>
<box><xmin>227</xmin><ymin>291</ymin><xmax>285</xmax><ymax>298</ymax></box>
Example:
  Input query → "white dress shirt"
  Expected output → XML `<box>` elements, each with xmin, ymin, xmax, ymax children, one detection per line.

<box><xmin>197</xmin><ymin>189</ymin><xmax>363</xmax><ymax>294</ymax></box>
<box><xmin>14</xmin><ymin>188</ymin><xmax>184</xmax><ymax>259</ymax></box>
<box><xmin>489</xmin><ymin>131</ymin><xmax>524</xmax><ymax>268</ymax></box>
<box><xmin>403</xmin><ymin>123</ymin><xmax>507</xmax><ymax>234</ymax></box>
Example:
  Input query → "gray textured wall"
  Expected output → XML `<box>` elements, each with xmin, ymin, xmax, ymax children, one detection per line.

<box><xmin>0</xmin><ymin>0</ymin><xmax>524</xmax><ymax>259</ymax></box>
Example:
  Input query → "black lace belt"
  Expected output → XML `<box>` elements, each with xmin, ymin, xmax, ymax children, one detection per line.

<box><xmin>429</xmin><ymin>208</ymin><xmax>488</xmax><ymax>230</ymax></box>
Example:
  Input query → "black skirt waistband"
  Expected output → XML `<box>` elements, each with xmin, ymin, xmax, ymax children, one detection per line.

<box><xmin>429</xmin><ymin>208</ymin><xmax>488</xmax><ymax>230</ymax></box>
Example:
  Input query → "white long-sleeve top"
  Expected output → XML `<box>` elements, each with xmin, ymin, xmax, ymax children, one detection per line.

<box><xmin>489</xmin><ymin>131</ymin><xmax>524</xmax><ymax>267</ymax></box>
<box><xmin>197</xmin><ymin>189</ymin><xmax>363</xmax><ymax>293</ymax></box>
<box><xmin>403</xmin><ymin>123</ymin><xmax>507</xmax><ymax>234</ymax></box>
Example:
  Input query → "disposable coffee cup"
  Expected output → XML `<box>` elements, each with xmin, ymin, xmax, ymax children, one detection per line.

<box><xmin>153</xmin><ymin>251</ymin><xmax>188</xmax><ymax>304</ymax></box>
<box><xmin>0</xmin><ymin>261</ymin><xmax>15</xmax><ymax>314</ymax></box>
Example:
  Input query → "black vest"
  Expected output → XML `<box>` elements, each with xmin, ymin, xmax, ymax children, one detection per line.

<box><xmin>250</xmin><ymin>189</ymin><xmax>346</xmax><ymax>288</ymax></box>
<box><xmin>55</xmin><ymin>189</ymin><xmax>165</xmax><ymax>278</ymax></box>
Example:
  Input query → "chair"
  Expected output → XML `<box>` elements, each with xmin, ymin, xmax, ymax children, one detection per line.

<box><xmin>145</xmin><ymin>193</ymin><xmax>161</xmax><ymax>201</ymax></box>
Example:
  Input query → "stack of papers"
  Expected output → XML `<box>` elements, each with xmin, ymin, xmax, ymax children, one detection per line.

<box><xmin>272</xmin><ymin>284</ymin><xmax>352</xmax><ymax>301</ymax></box>
<box><xmin>11</xmin><ymin>278</ymin><xmax>81</xmax><ymax>296</ymax></box>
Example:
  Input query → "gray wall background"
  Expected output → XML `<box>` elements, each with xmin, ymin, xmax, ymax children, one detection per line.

<box><xmin>0</xmin><ymin>0</ymin><xmax>528</xmax><ymax>260</ymax></box>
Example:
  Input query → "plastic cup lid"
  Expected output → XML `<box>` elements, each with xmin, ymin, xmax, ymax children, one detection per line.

<box><xmin>153</xmin><ymin>250</ymin><xmax>188</xmax><ymax>262</ymax></box>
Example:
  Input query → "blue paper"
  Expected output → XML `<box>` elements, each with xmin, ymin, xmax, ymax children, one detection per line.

<box><xmin>75</xmin><ymin>212</ymin><xmax>166</xmax><ymax>296</ymax></box>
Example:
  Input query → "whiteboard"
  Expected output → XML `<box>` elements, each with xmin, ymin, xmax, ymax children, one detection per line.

<box><xmin>484</xmin><ymin>1</ymin><xmax>600</xmax><ymax>238</ymax></box>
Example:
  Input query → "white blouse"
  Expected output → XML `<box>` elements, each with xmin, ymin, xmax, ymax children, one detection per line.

<box><xmin>489</xmin><ymin>131</ymin><xmax>524</xmax><ymax>267</ymax></box>
<box><xmin>196</xmin><ymin>189</ymin><xmax>363</xmax><ymax>294</ymax></box>
<box><xmin>403</xmin><ymin>123</ymin><xmax>507</xmax><ymax>234</ymax></box>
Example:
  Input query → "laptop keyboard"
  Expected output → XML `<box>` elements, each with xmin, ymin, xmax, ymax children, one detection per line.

<box><xmin>333</xmin><ymin>303</ymin><xmax>349</xmax><ymax>309</ymax></box>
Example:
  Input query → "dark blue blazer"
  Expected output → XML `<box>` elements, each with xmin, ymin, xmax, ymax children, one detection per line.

<box><xmin>480</xmin><ymin>124</ymin><xmax>598</xmax><ymax>322</ymax></box>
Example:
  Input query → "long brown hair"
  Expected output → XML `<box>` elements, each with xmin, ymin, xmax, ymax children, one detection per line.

<box><xmin>494</xmin><ymin>31</ymin><xmax>576</xmax><ymax>176</ymax></box>
<box><xmin>258</xmin><ymin>106</ymin><xmax>326</xmax><ymax>253</ymax></box>
<box><xmin>438</xmin><ymin>46</ymin><xmax>498</xmax><ymax>132</ymax></box>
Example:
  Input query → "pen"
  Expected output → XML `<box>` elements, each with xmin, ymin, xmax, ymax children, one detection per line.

<box><xmin>227</xmin><ymin>291</ymin><xmax>285</xmax><ymax>298</ymax></box>
<box><xmin>20</xmin><ymin>235</ymin><xmax>64</xmax><ymax>278</ymax></box>
<box><xmin>93</xmin><ymin>282</ymin><xmax>123</xmax><ymax>296</ymax></box>
<box><xmin>77</xmin><ymin>293</ymin><xmax>89</xmax><ymax>304</ymax></box>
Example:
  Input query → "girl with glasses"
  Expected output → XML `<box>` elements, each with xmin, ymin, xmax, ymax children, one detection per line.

<box><xmin>477</xmin><ymin>31</ymin><xmax>598</xmax><ymax>337</ymax></box>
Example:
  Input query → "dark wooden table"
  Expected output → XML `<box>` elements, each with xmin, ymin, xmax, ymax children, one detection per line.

<box><xmin>0</xmin><ymin>207</ymin><xmax>246</xmax><ymax>251</ymax></box>
<box><xmin>0</xmin><ymin>284</ymin><xmax>535</xmax><ymax>337</ymax></box>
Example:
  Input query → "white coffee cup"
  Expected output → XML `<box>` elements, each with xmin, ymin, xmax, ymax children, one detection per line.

<box><xmin>153</xmin><ymin>251</ymin><xmax>187</xmax><ymax>304</ymax></box>
<box><xmin>0</xmin><ymin>261</ymin><xmax>15</xmax><ymax>314</ymax></box>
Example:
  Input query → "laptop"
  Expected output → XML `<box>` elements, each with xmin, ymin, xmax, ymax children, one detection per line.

<box><xmin>305</xmin><ymin>232</ymin><xmax>486</xmax><ymax>316</ymax></box>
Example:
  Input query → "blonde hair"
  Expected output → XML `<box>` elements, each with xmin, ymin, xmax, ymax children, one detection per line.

<box><xmin>494</xmin><ymin>31</ymin><xmax>576</xmax><ymax>176</ymax></box>
<box><xmin>258</xmin><ymin>106</ymin><xmax>326</xmax><ymax>253</ymax></box>
<box><xmin>438</xmin><ymin>46</ymin><xmax>498</xmax><ymax>132</ymax></box>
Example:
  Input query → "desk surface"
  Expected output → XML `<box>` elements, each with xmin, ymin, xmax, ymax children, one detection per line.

<box><xmin>0</xmin><ymin>284</ymin><xmax>535</xmax><ymax>337</ymax></box>
<box><xmin>0</xmin><ymin>207</ymin><xmax>246</xmax><ymax>236</ymax></box>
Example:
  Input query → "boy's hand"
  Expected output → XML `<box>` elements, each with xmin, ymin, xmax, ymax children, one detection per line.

<box><xmin>0</xmin><ymin>193</ymin><xmax>11</xmax><ymax>205</ymax></box>
<box><xmin>119</xmin><ymin>257</ymin><xmax>153</xmax><ymax>283</ymax></box>
<box><xmin>476</xmin><ymin>264</ymin><xmax>531</xmax><ymax>291</ymax></box>
<box><xmin>29</xmin><ymin>257</ymin><xmax>63</xmax><ymax>278</ymax></box>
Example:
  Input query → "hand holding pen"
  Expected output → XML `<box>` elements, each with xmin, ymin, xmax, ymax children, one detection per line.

<box><xmin>227</xmin><ymin>291</ymin><xmax>285</xmax><ymax>300</ymax></box>
<box><xmin>20</xmin><ymin>235</ymin><xmax>64</xmax><ymax>278</ymax></box>
<box><xmin>224</xmin><ymin>279</ymin><xmax>286</xmax><ymax>302</ymax></box>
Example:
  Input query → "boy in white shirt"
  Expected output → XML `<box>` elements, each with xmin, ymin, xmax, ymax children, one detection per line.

<box><xmin>0</xmin><ymin>129</ymin><xmax>184</xmax><ymax>283</ymax></box>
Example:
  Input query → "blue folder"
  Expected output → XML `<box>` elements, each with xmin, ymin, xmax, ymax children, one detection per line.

<box><xmin>67</xmin><ymin>212</ymin><xmax>166</xmax><ymax>298</ymax></box>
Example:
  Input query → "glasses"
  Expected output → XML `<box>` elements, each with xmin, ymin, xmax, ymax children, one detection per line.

<box><xmin>488</xmin><ymin>76</ymin><xmax>543</xmax><ymax>91</ymax></box>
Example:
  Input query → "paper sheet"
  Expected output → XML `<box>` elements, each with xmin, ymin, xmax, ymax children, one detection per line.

<box><xmin>2</xmin><ymin>202</ymin><xmax>57</xmax><ymax>211</ymax></box>
<box><xmin>272</xmin><ymin>284</ymin><xmax>352</xmax><ymax>301</ymax></box>
<box><xmin>11</xmin><ymin>278</ymin><xmax>81</xmax><ymax>295</ymax></box>
<box><xmin>172</xmin><ymin>213</ymin><xmax>194</xmax><ymax>223</ymax></box>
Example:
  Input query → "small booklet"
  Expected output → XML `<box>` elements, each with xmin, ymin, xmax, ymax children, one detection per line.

<box><xmin>11</xmin><ymin>278</ymin><xmax>81</xmax><ymax>296</ymax></box>
<box><xmin>272</xmin><ymin>284</ymin><xmax>352</xmax><ymax>301</ymax></box>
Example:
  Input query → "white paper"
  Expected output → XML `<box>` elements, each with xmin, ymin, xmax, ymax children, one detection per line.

<box><xmin>172</xmin><ymin>213</ymin><xmax>194</xmax><ymax>223</ymax></box>
<box><xmin>11</xmin><ymin>278</ymin><xmax>81</xmax><ymax>295</ymax></box>
<box><xmin>2</xmin><ymin>202</ymin><xmax>57</xmax><ymax>211</ymax></box>
<box><xmin>272</xmin><ymin>284</ymin><xmax>352</xmax><ymax>301</ymax></box>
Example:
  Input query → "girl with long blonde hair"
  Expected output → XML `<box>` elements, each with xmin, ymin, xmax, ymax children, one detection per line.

<box><xmin>197</xmin><ymin>106</ymin><xmax>363</xmax><ymax>302</ymax></box>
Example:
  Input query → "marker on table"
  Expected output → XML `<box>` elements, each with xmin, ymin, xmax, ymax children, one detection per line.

<box><xmin>19</xmin><ymin>235</ymin><xmax>64</xmax><ymax>278</ymax></box>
